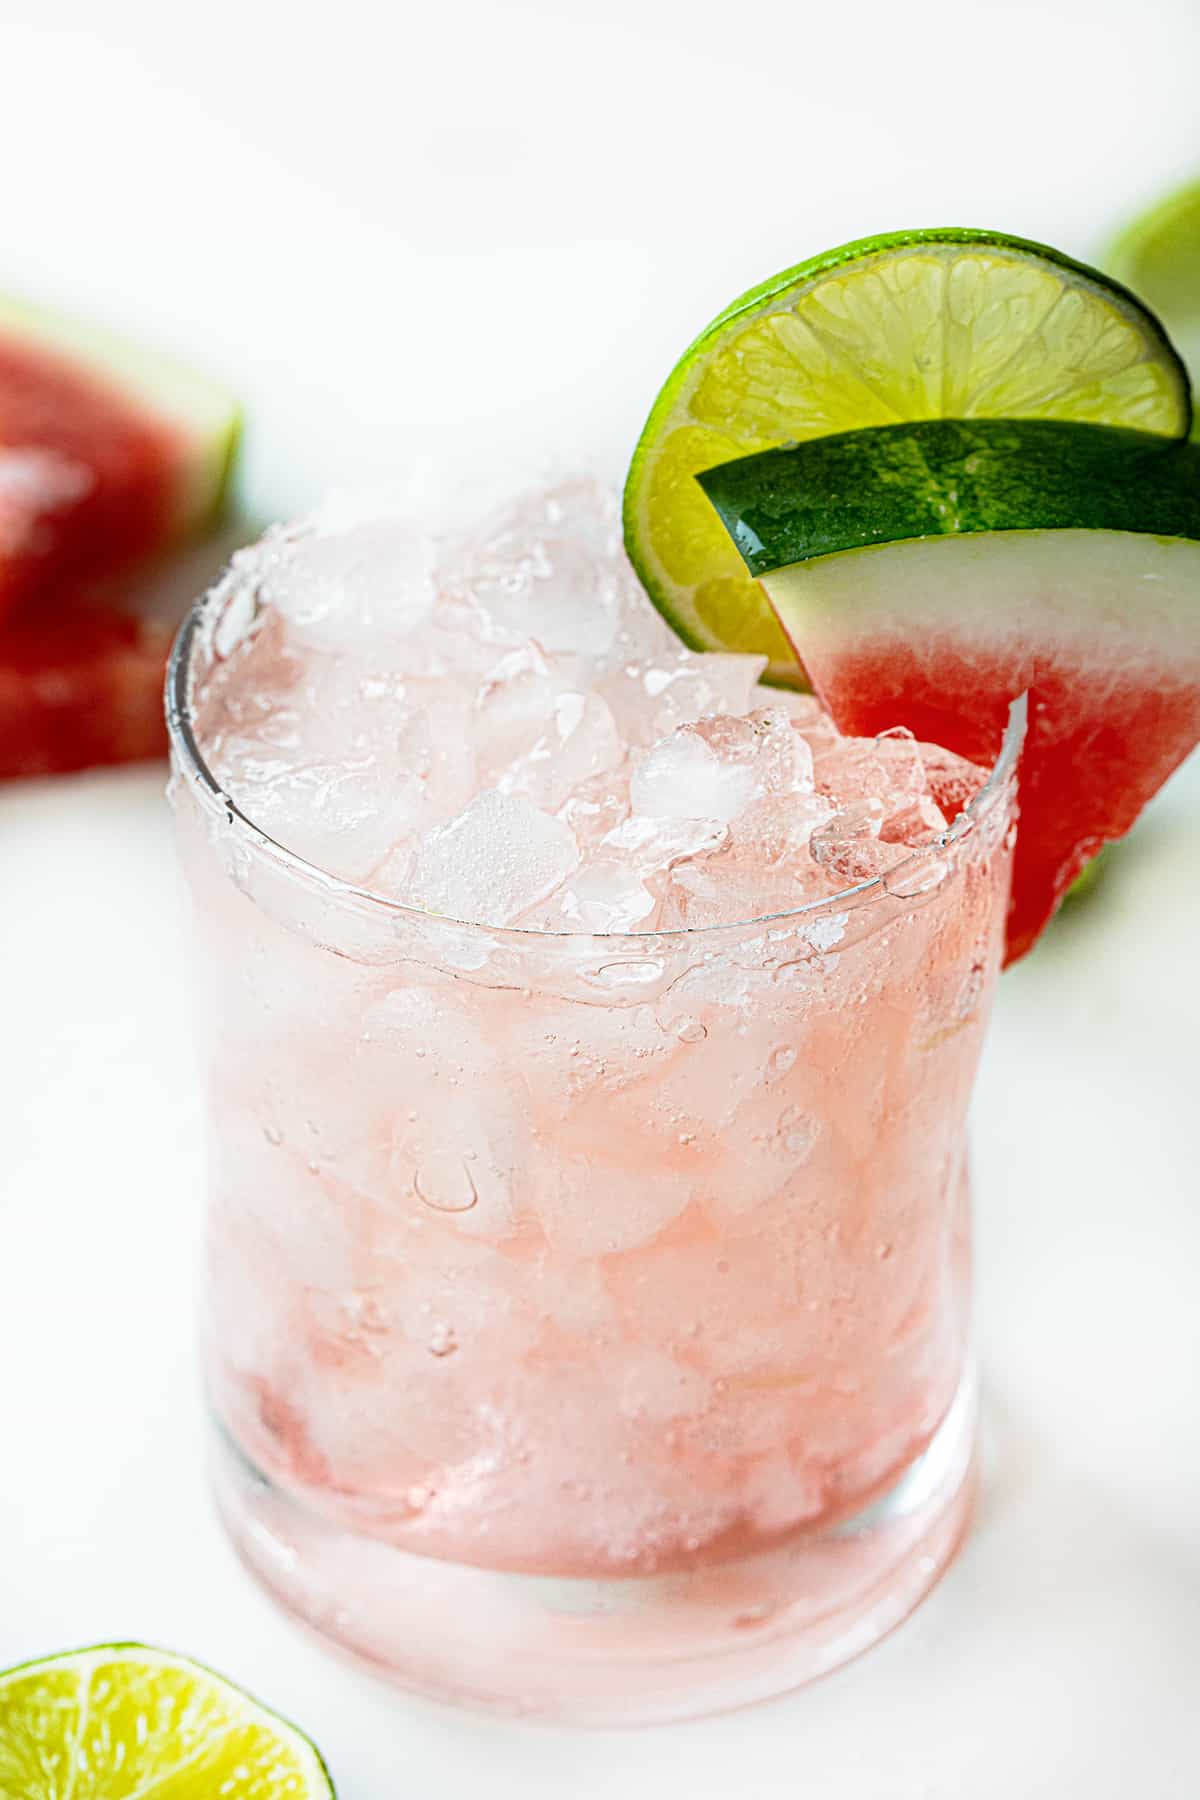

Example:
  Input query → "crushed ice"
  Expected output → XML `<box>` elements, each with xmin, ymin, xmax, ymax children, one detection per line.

<box><xmin>197</xmin><ymin>480</ymin><xmax>986</xmax><ymax>929</ymax></box>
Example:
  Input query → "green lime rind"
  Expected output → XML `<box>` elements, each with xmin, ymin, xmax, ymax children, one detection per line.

<box><xmin>0</xmin><ymin>1642</ymin><xmax>336</xmax><ymax>1798</ymax></box>
<box><xmin>697</xmin><ymin>419</ymin><xmax>1200</xmax><ymax>575</ymax></box>
<box><xmin>623</xmin><ymin>226</ymin><xmax>1194</xmax><ymax>680</ymax></box>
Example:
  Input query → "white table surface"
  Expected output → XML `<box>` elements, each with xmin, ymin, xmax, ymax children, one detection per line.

<box><xmin>3</xmin><ymin>3</ymin><xmax>1199</xmax><ymax>1794</ymax></box>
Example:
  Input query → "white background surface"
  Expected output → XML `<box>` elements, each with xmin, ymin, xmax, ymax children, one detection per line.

<box><xmin>2</xmin><ymin>3</ymin><xmax>1199</xmax><ymax>1794</ymax></box>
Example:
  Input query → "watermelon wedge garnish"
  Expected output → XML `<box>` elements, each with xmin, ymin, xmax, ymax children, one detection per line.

<box><xmin>697</xmin><ymin>418</ymin><xmax>1200</xmax><ymax>962</ymax></box>
<box><xmin>0</xmin><ymin>293</ymin><xmax>239</xmax><ymax>774</ymax></box>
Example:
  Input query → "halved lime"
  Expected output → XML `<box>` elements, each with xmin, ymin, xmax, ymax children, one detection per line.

<box><xmin>1105</xmin><ymin>180</ymin><xmax>1200</xmax><ymax>432</ymax></box>
<box><xmin>0</xmin><ymin>1643</ymin><xmax>335</xmax><ymax>1797</ymax></box>
<box><xmin>623</xmin><ymin>228</ymin><xmax>1193</xmax><ymax>682</ymax></box>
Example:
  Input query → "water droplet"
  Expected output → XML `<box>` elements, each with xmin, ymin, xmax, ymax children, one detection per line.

<box><xmin>414</xmin><ymin>1156</ymin><xmax>479</xmax><ymax>1213</ymax></box>
<box><xmin>673</xmin><ymin>1015</ymin><xmax>707</xmax><ymax>1043</ymax></box>
<box><xmin>734</xmin><ymin>1604</ymin><xmax>775</xmax><ymax>1629</ymax></box>
<box><xmin>768</xmin><ymin>1045</ymin><xmax>796</xmax><ymax>1077</ymax></box>
<box><xmin>262</xmin><ymin>1123</ymin><xmax>282</xmax><ymax>1146</ymax></box>
<box><xmin>715</xmin><ymin>1259</ymin><xmax>730</xmax><ymax>1276</ymax></box>
<box><xmin>678</xmin><ymin>1130</ymin><xmax>696</xmax><ymax>1147</ymax></box>
<box><xmin>406</xmin><ymin>1482</ymin><xmax>434</xmax><ymax>1512</ymax></box>
<box><xmin>877</xmin><ymin>1241</ymin><xmax>894</xmax><ymax>1261</ymax></box>
<box><xmin>428</xmin><ymin>1322</ymin><xmax>458</xmax><ymax>1357</ymax></box>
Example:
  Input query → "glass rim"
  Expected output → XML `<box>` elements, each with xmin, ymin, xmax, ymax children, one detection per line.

<box><xmin>165</xmin><ymin>584</ymin><xmax>1026</xmax><ymax>947</ymax></box>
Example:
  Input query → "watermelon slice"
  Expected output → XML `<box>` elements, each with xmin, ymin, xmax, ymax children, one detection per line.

<box><xmin>0</xmin><ymin>595</ymin><xmax>173</xmax><ymax>779</ymax></box>
<box><xmin>0</xmin><ymin>294</ymin><xmax>238</xmax><ymax>622</ymax></box>
<box><xmin>0</xmin><ymin>294</ymin><xmax>239</xmax><ymax>776</ymax></box>
<box><xmin>697</xmin><ymin>419</ymin><xmax>1200</xmax><ymax>962</ymax></box>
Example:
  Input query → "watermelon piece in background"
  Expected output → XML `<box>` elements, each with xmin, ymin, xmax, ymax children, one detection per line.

<box><xmin>0</xmin><ymin>295</ymin><xmax>239</xmax><ymax>622</ymax></box>
<box><xmin>0</xmin><ymin>597</ymin><xmax>172</xmax><ymax>778</ymax></box>
<box><xmin>0</xmin><ymin>294</ymin><xmax>240</xmax><ymax>777</ymax></box>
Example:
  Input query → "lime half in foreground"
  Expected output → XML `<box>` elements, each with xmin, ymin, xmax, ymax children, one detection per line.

<box><xmin>0</xmin><ymin>1644</ymin><xmax>335</xmax><ymax>1798</ymax></box>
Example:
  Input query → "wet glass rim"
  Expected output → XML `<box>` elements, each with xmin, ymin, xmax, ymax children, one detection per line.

<box><xmin>165</xmin><ymin>586</ymin><xmax>1026</xmax><ymax>947</ymax></box>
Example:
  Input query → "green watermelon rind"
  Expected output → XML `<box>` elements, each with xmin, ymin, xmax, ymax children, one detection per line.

<box><xmin>697</xmin><ymin>418</ymin><xmax>1200</xmax><ymax>576</ymax></box>
<box><xmin>0</xmin><ymin>292</ymin><xmax>241</xmax><ymax>537</ymax></box>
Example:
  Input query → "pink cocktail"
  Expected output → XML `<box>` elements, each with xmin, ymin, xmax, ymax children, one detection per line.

<box><xmin>168</xmin><ymin>482</ymin><xmax>1019</xmax><ymax>1722</ymax></box>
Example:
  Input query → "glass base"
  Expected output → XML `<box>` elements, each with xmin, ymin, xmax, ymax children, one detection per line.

<box><xmin>211</xmin><ymin>1372</ymin><xmax>977</xmax><ymax>1726</ymax></box>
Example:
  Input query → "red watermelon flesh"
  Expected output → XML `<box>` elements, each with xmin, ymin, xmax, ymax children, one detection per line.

<box><xmin>0</xmin><ymin>297</ymin><xmax>238</xmax><ymax>776</ymax></box>
<box><xmin>761</xmin><ymin>531</ymin><xmax>1200</xmax><ymax>962</ymax></box>
<box><xmin>0</xmin><ymin>594</ymin><xmax>173</xmax><ymax>778</ymax></box>
<box><xmin>0</xmin><ymin>334</ymin><xmax>186</xmax><ymax>623</ymax></box>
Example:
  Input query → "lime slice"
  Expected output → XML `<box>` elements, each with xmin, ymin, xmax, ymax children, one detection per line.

<box><xmin>0</xmin><ymin>1644</ymin><xmax>335</xmax><ymax>1797</ymax></box>
<box><xmin>1105</xmin><ymin>180</ymin><xmax>1200</xmax><ymax>432</ymax></box>
<box><xmin>623</xmin><ymin>228</ymin><xmax>1193</xmax><ymax>682</ymax></box>
<box><xmin>697</xmin><ymin>418</ymin><xmax>1200</xmax><ymax>961</ymax></box>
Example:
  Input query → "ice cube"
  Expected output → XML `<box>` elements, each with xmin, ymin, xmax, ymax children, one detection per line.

<box><xmin>921</xmin><ymin>743</ymin><xmax>988</xmax><ymax>823</ymax></box>
<box><xmin>600</xmin><ymin>650</ymin><xmax>766</xmax><ymax>744</ymax></box>
<box><xmin>630</xmin><ymin>727</ymin><xmax>759</xmax><ymax>824</ymax></box>
<box><xmin>879</xmin><ymin>793</ymin><xmax>949</xmax><ymax>846</ymax></box>
<box><xmin>732</xmin><ymin>790</ymin><xmax>836</xmax><ymax>866</ymax></box>
<box><xmin>404</xmin><ymin>790</ymin><xmax>580</xmax><ymax>926</ymax></box>
<box><xmin>814</xmin><ymin>726</ymin><xmax>926</xmax><ymax>808</ymax></box>
<box><xmin>809</xmin><ymin>800</ymin><xmax>897</xmax><ymax>886</ymax></box>
<box><xmin>556</xmin><ymin>766</ymin><xmax>633</xmax><ymax>853</ymax></box>
<box><xmin>659</xmin><ymin>857</ymin><xmax>807</xmax><ymax>930</ymax></box>
<box><xmin>474</xmin><ymin>642</ymin><xmax>559</xmax><ymax>770</ymax></box>
<box><xmin>600</xmin><ymin>813</ymin><xmax>729</xmax><ymax>878</ymax></box>
<box><xmin>393</xmin><ymin>687</ymin><xmax>479</xmax><ymax>825</ymax></box>
<box><xmin>212</xmin><ymin>738</ymin><xmax>426</xmax><ymax>881</ymax></box>
<box><xmin>745</xmin><ymin>708</ymin><xmax>815</xmax><ymax>792</ymax></box>
<box><xmin>498</xmin><ymin>691</ymin><xmax>624</xmax><ymax>811</ymax></box>
<box><xmin>260</xmin><ymin>519</ymin><xmax>435</xmax><ymax>651</ymax></box>
<box><xmin>777</xmin><ymin>692</ymin><xmax>842</xmax><ymax>752</ymax></box>
<box><xmin>533</xmin><ymin>859</ymin><xmax>657</xmax><ymax>933</ymax></box>
<box><xmin>438</xmin><ymin>481</ymin><xmax>622</xmax><ymax>658</ymax></box>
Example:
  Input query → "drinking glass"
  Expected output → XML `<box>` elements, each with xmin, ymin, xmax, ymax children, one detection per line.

<box><xmin>168</xmin><ymin>579</ymin><xmax>1021</xmax><ymax>1724</ymax></box>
